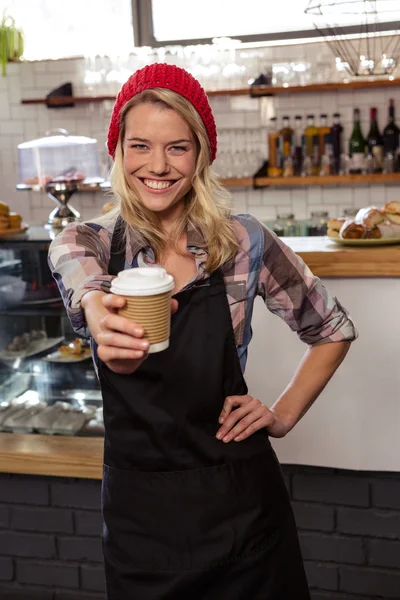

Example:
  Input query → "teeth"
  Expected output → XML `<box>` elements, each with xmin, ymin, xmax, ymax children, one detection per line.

<box><xmin>143</xmin><ymin>179</ymin><xmax>174</xmax><ymax>190</ymax></box>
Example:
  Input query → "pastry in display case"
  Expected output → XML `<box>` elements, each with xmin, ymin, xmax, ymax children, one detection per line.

<box><xmin>18</xmin><ymin>129</ymin><xmax>103</xmax><ymax>187</ymax></box>
<box><xmin>44</xmin><ymin>337</ymin><xmax>92</xmax><ymax>363</ymax></box>
<box><xmin>0</xmin><ymin>227</ymin><xmax>103</xmax><ymax>437</ymax></box>
<box><xmin>0</xmin><ymin>202</ymin><xmax>27</xmax><ymax>236</ymax></box>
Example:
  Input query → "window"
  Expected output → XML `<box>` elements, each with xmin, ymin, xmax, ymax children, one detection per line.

<box><xmin>3</xmin><ymin>0</ymin><xmax>134</xmax><ymax>60</ymax></box>
<box><xmin>143</xmin><ymin>0</ymin><xmax>400</xmax><ymax>46</ymax></box>
<box><xmin>151</xmin><ymin>0</ymin><xmax>314</xmax><ymax>42</ymax></box>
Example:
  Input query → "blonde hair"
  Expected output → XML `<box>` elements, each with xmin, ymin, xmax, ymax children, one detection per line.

<box><xmin>109</xmin><ymin>88</ymin><xmax>239</xmax><ymax>272</ymax></box>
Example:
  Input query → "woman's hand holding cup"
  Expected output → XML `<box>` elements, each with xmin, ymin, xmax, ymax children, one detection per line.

<box><xmin>97</xmin><ymin>293</ymin><xmax>178</xmax><ymax>375</ymax></box>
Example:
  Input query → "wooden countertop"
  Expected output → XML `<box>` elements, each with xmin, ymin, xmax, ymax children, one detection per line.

<box><xmin>2</xmin><ymin>227</ymin><xmax>398</xmax><ymax>277</ymax></box>
<box><xmin>284</xmin><ymin>237</ymin><xmax>400</xmax><ymax>277</ymax></box>
<box><xmin>0</xmin><ymin>433</ymin><xmax>103</xmax><ymax>479</ymax></box>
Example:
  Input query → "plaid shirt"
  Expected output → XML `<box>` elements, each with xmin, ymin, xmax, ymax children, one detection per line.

<box><xmin>48</xmin><ymin>213</ymin><xmax>357</xmax><ymax>371</ymax></box>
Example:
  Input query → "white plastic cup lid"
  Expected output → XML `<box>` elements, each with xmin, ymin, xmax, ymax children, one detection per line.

<box><xmin>110</xmin><ymin>267</ymin><xmax>175</xmax><ymax>296</ymax></box>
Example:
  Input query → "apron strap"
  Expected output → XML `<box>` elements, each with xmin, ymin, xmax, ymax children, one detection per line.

<box><xmin>210</xmin><ymin>268</ymin><xmax>224</xmax><ymax>286</ymax></box>
<box><xmin>108</xmin><ymin>215</ymin><xmax>127</xmax><ymax>276</ymax></box>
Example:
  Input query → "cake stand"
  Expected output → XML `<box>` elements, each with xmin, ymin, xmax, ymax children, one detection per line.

<box><xmin>17</xmin><ymin>179</ymin><xmax>108</xmax><ymax>230</ymax></box>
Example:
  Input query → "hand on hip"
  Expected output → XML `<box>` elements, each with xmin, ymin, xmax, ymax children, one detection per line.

<box><xmin>216</xmin><ymin>395</ymin><xmax>290</xmax><ymax>442</ymax></box>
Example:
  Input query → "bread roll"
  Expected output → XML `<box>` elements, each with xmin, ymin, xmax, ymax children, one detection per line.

<box><xmin>0</xmin><ymin>202</ymin><xmax>9</xmax><ymax>217</ymax></box>
<box><xmin>383</xmin><ymin>201</ymin><xmax>400</xmax><ymax>225</ymax></box>
<box><xmin>0</xmin><ymin>216</ymin><xmax>9</xmax><ymax>230</ymax></box>
<box><xmin>327</xmin><ymin>217</ymin><xmax>346</xmax><ymax>239</ymax></box>
<box><xmin>8</xmin><ymin>212</ymin><xmax>22</xmax><ymax>229</ymax></box>
<box><xmin>384</xmin><ymin>200</ymin><xmax>400</xmax><ymax>214</ymax></box>
<box><xmin>364</xmin><ymin>227</ymin><xmax>381</xmax><ymax>239</ymax></box>
<box><xmin>340</xmin><ymin>220</ymin><xmax>366</xmax><ymax>239</ymax></box>
<box><xmin>327</xmin><ymin>228</ymin><xmax>339</xmax><ymax>239</ymax></box>
<box><xmin>328</xmin><ymin>218</ymin><xmax>346</xmax><ymax>231</ymax></box>
<box><xmin>355</xmin><ymin>206</ymin><xmax>385</xmax><ymax>228</ymax></box>
<box><xmin>386</xmin><ymin>214</ymin><xmax>400</xmax><ymax>225</ymax></box>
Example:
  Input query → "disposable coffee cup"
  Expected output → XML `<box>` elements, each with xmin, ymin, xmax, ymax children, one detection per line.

<box><xmin>110</xmin><ymin>267</ymin><xmax>175</xmax><ymax>353</ymax></box>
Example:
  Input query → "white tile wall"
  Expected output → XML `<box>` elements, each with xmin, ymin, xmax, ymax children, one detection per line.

<box><xmin>0</xmin><ymin>42</ymin><xmax>399</xmax><ymax>227</ymax></box>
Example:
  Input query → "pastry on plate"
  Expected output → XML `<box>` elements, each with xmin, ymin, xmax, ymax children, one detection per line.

<box><xmin>339</xmin><ymin>220</ymin><xmax>366</xmax><ymax>239</ymax></box>
<box><xmin>383</xmin><ymin>201</ymin><xmax>400</xmax><ymax>225</ymax></box>
<box><xmin>0</xmin><ymin>216</ymin><xmax>9</xmax><ymax>230</ymax></box>
<box><xmin>355</xmin><ymin>206</ymin><xmax>385</xmax><ymax>228</ymax></box>
<box><xmin>59</xmin><ymin>338</ymin><xmax>87</xmax><ymax>356</ymax></box>
<box><xmin>0</xmin><ymin>202</ymin><xmax>9</xmax><ymax>217</ymax></box>
<box><xmin>364</xmin><ymin>226</ymin><xmax>381</xmax><ymax>239</ymax></box>
<box><xmin>327</xmin><ymin>217</ymin><xmax>346</xmax><ymax>238</ymax></box>
<box><xmin>8</xmin><ymin>212</ymin><xmax>23</xmax><ymax>229</ymax></box>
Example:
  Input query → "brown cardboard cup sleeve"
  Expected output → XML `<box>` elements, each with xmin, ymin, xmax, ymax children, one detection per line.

<box><xmin>110</xmin><ymin>267</ymin><xmax>175</xmax><ymax>353</ymax></box>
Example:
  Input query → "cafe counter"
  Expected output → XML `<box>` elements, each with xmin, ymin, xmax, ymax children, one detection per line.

<box><xmin>285</xmin><ymin>235</ymin><xmax>400</xmax><ymax>277</ymax></box>
<box><xmin>0</xmin><ymin>235</ymin><xmax>399</xmax><ymax>477</ymax></box>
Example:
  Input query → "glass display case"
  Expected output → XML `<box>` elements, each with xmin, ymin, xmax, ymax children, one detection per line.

<box><xmin>0</xmin><ymin>227</ymin><xmax>103</xmax><ymax>436</ymax></box>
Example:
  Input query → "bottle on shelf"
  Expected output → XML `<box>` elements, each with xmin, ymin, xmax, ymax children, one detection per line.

<box><xmin>349</xmin><ymin>108</ymin><xmax>366</xmax><ymax>174</ymax></box>
<box><xmin>318</xmin><ymin>113</ymin><xmax>331</xmax><ymax>164</ymax></box>
<box><xmin>267</xmin><ymin>117</ymin><xmax>283</xmax><ymax>178</ymax></box>
<box><xmin>312</xmin><ymin>134</ymin><xmax>320</xmax><ymax>175</ymax></box>
<box><xmin>367</xmin><ymin>107</ymin><xmax>384</xmax><ymax>173</ymax></box>
<box><xmin>280</xmin><ymin>116</ymin><xmax>294</xmax><ymax>177</ymax></box>
<box><xmin>302</xmin><ymin>155</ymin><xmax>313</xmax><ymax>177</ymax></box>
<box><xmin>293</xmin><ymin>115</ymin><xmax>303</xmax><ymax>176</ymax></box>
<box><xmin>304</xmin><ymin>115</ymin><xmax>319</xmax><ymax>175</ymax></box>
<box><xmin>331</xmin><ymin>112</ymin><xmax>343</xmax><ymax>175</ymax></box>
<box><xmin>280</xmin><ymin>115</ymin><xmax>294</xmax><ymax>159</ymax></box>
<box><xmin>282</xmin><ymin>155</ymin><xmax>294</xmax><ymax>177</ymax></box>
<box><xmin>383</xmin><ymin>99</ymin><xmax>400</xmax><ymax>172</ymax></box>
<box><xmin>320</xmin><ymin>133</ymin><xmax>334</xmax><ymax>176</ymax></box>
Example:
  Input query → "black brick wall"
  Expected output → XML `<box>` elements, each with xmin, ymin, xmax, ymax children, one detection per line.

<box><xmin>0</xmin><ymin>473</ymin><xmax>105</xmax><ymax>600</ymax></box>
<box><xmin>0</xmin><ymin>465</ymin><xmax>400</xmax><ymax>599</ymax></box>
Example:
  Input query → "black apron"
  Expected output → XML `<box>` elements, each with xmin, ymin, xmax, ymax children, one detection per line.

<box><xmin>99</xmin><ymin>218</ymin><xmax>310</xmax><ymax>599</ymax></box>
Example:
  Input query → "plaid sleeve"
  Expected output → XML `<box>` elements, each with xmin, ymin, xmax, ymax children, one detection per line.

<box><xmin>257</xmin><ymin>223</ymin><xmax>358</xmax><ymax>345</ymax></box>
<box><xmin>48</xmin><ymin>221</ymin><xmax>114</xmax><ymax>336</ymax></box>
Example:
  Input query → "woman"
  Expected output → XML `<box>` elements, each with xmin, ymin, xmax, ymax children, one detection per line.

<box><xmin>49</xmin><ymin>63</ymin><xmax>357</xmax><ymax>599</ymax></box>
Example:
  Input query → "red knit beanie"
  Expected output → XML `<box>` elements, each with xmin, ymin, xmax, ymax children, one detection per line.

<box><xmin>107</xmin><ymin>63</ymin><xmax>217</xmax><ymax>163</ymax></box>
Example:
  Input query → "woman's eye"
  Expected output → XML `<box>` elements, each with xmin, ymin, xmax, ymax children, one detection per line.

<box><xmin>131</xmin><ymin>144</ymin><xmax>148</xmax><ymax>150</ymax></box>
<box><xmin>170</xmin><ymin>146</ymin><xmax>187</xmax><ymax>152</ymax></box>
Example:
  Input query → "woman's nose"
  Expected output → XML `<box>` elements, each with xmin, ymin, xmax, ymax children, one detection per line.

<box><xmin>149</xmin><ymin>149</ymin><xmax>170</xmax><ymax>175</ymax></box>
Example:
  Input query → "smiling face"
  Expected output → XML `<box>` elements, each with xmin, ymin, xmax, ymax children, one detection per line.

<box><xmin>122</xmin><ymin>102</ymin><xmax>197</xmax><ymax>223</ymax></box>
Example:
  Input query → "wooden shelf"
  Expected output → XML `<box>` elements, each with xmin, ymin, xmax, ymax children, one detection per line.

<box><xmin>21</xmin><ymin>95</ymin><xmax>115</xmax><ymax>106</ymax></box>
<box><xmin>80</xmin><ymin>174</ymin><xmax>400</xmax><ymax>193</ymax></box>
<box><xmin>248</xmin><ymin>77</ymin><xmax>400</xmax><ymax>96</ymax></box>
<box><xmin>255</xmin><ymin>173</ymin><xmax>400</xmax><ymax>187</ymax></box>
<box><xmin>20</xmin><ymin>77</ymin><xmax>400</xmax><ymax>106</ymax></box>
<box><xmin>221</xmin><ymin>177</ymin><xmax>253</xmax><ymax>187</ymax></box>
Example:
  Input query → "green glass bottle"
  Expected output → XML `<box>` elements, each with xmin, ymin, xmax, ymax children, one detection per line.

<box><xmin>383</xmin><ymin>99</ymin><xmax>400</xmax><ymax>157</ymax></box>
<box><xmin>367</xmin><ymin>107</ymin><xmax>384</xmax><ymax>173</ymax></box>
<box><xmin>349</xmin><ymin>108</ymin><xmax>366</xmax><ymax>174</ymax></box>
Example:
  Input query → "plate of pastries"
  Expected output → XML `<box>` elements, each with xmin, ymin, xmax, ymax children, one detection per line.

<box><xmin>0</xmin><ymin>202</ymin><xmax>28</xmax><ymax>236</ymax></box>
<box><xmin>327</xmin><ymin>201</ymin><xmax>400</xmax><ymax>245</ymax></box>
<box><xmin>43</xmin><ymin>338</ymin><xmax>91</xmax><ymax>363</ymax></box>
